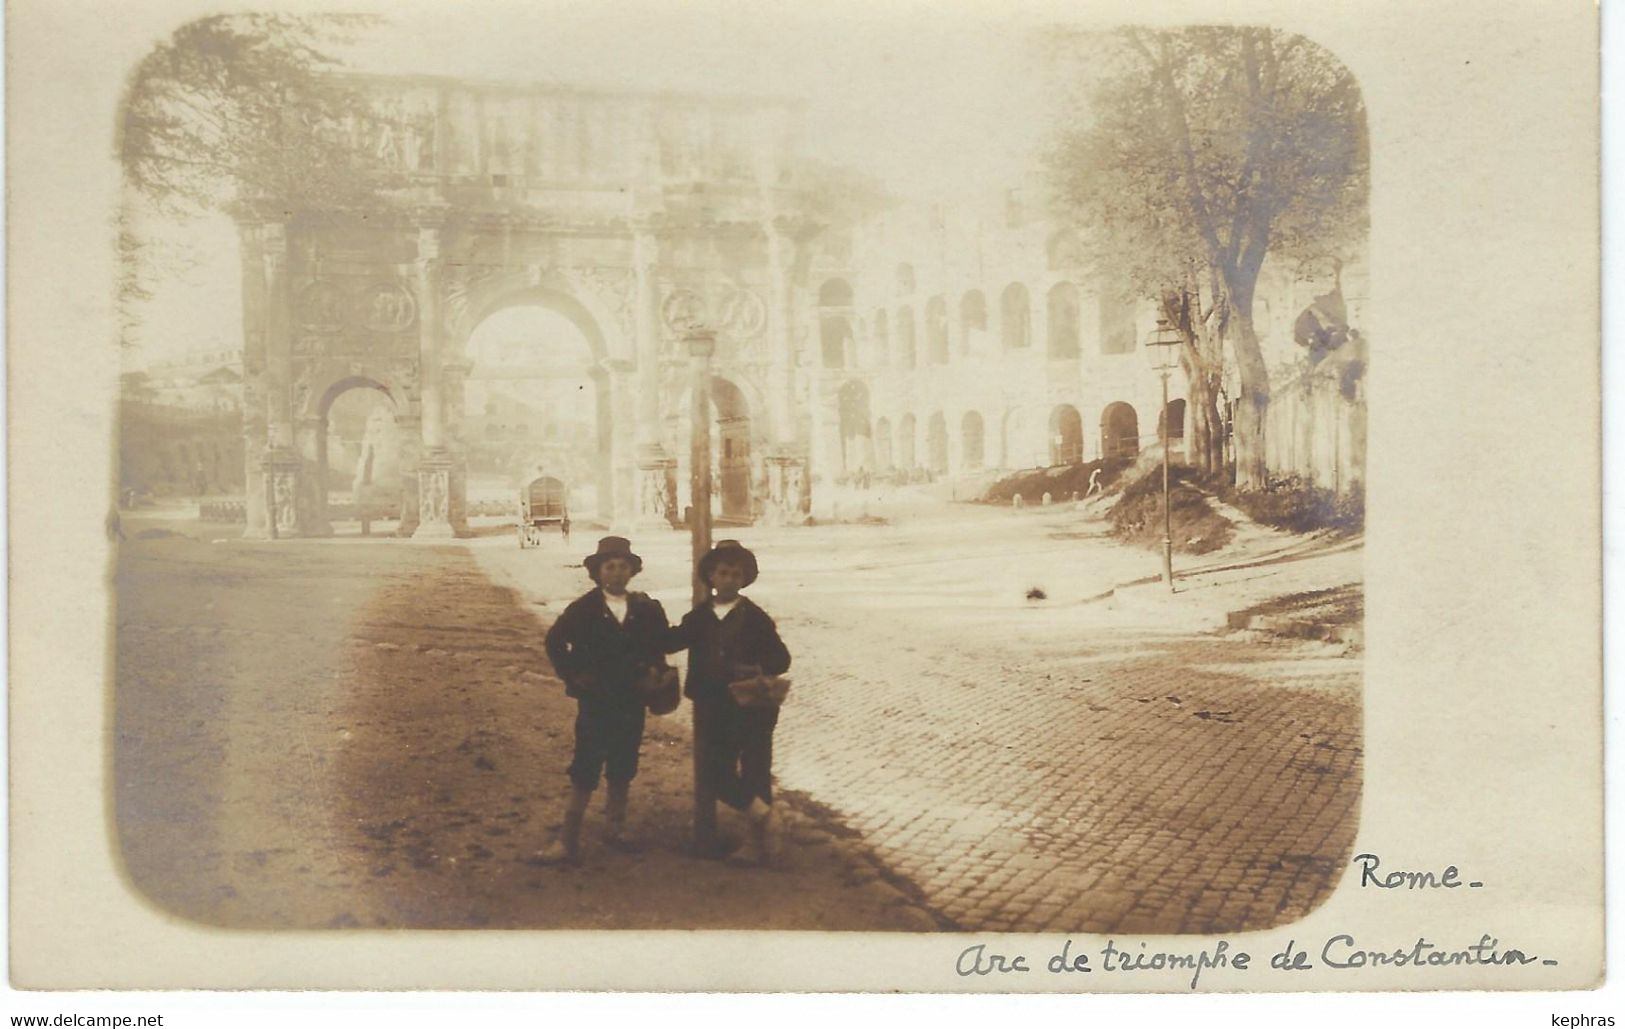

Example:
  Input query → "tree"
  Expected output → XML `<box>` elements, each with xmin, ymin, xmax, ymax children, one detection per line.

<box><xmin>115</xmin><ymin>14</ymin><xmax>383</xmax><ymax>346</ymax></box>
<box><xmin>118</xmin><ymin>14</ymin><xmax>383</xmax><ymax>216</ymax></box>
<box><xmin>1045</xmin><ymin>26</ymin><xmax>1367</xmax><ymax>487</ymax></box>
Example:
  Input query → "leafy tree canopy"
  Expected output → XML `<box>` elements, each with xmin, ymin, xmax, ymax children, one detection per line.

<box><xmin>1045</xmin><ymin>26</ymin><xmax>1367</xmax><ymax>307</ymax></box>
<box><xmin>119</xmin><ymin>13</ymin><xmax>384</xmax><ymax>220</ymax></box>
<box><xmin>1041</xmin><ymin>26</ymin><xmax>1368</xmax><ymax>486</ymax></box>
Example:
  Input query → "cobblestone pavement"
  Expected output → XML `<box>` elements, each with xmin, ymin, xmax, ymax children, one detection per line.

<box><xmin>476</xmin><ymin>503</ymin><xmax>1362</xmax><ymax>936</ymax></box>
<box><xmin>773</xmin><ymin>617</ymin><xmax>1360</xmax><ymax>934</ymax></box>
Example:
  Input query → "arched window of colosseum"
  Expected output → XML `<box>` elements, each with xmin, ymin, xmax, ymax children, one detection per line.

<box><xmin>927</xmin><ymin>412</ymin><xmax>949</xmax><ymax>475</ymax></box>
<box><xmin>1001</xmin><ymin>283</ymin><xmax>1031</xmax><ymax>349</ymax></box>
<box><xmin>898</xmin><ymin>413</ymin><xmax>917</xmax><ymax>469</ymax></box>
<box><xmin>819</xmin><ymin>279</ymin><xmax>856</xmax><ymax>370</ymax></box>
<box><xmin>838</xmin><ymin>380</ymin><xmax>873</xmax><ymax>475</ymax></box>
<box><xmin>960</xmin><ymin>290</ymin><xmax>987</xmax><ymax>355</ymax></box>
<box><xmin>819</xmin><ymin>279</ymin><xmax>853</xmax><ymax>307</ymax></box>
<box><xmin>1159</xmin><ymin>398</ymin><xmax>1187</xmax><ymax>460</ymax></box>
<box><xmin>1050</xmin><ymin>404</ymin><xmax>1084</xmax><ymax>465</ymax></box>
<box><xmin>961</xmin><ymin>411</ymin><xmax>985</xmax><ymax>470</ymax></box>
<box><xmin>1101</xmin><ymin>402</ymin><xmax>1140</xmax><ymax>459</ymax></box>
<box><xmin>897</xmin><ymin>307</ymin><xmax>917</xmax><ymax>369</ymax></box>
<box><xmin>872</xmin><ymin>309</ymin><xmax>890</xmax><ymax>368</ymax></box>
<box><xmin>926</xmin><ymin>296</ymin><xmax>949</xmax><ymax>365</ymax></box>
<box><xmin>821</xmin><ymin>315</ymin><xmax>853</xmax><ymax>369</ymax></box>
<box><xmin>873</xmin><ymin>417</ymin><xmax>894</xmax><ymax>471</ymax></box>
<box><xmin>1047</xmin><ymin>282</ymin><xmax>1081</xmax><ymax>360</ymax></box>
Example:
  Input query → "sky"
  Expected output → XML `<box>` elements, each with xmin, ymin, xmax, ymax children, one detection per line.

<box><xmin>125</xmin><ymin>4</ymin><xmax>1084</xmax><ymax>368</ymax></box>
<box><xmin>337</xmin><ymin>5</ymin><xmax>1055</xmax><ymax>199</ymax></box>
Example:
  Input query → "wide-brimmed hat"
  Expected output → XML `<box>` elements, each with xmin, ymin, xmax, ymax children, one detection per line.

<box><xmin>583</xmin><ymin>536</ymin><xmax>643</xmax><ymax>580</ymax></box>
<box><xmin>698</xmin><ymin>539</ymin><xmax>759</xmax><ymax>588</ymax></box>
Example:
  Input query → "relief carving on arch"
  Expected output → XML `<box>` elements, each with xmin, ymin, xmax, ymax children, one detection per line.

<box><xmin>560</xmin><ymin>265</ymin><xmax>635</xmax><ymax>340</ymax></box>
<box><xmin>271</xmin><ymin>471</ymin><xmax>299</xmax><ymax>533</ymax></box>
<box><xmin>661</xmin><ymin>287</ymin><xmax>707</xmax><ymax>340</ymax></box>
<box><xmin>360</xmin><ymin>282</ymin><xmax>418</xmax><ymax>334</ymax></box>
<box><xmin>391</xmin><ymin>359</ymin><xmax>420</xmax><ymax>402</ymax></box>
<box><xmin>715</xmin><ymin>286</ymin><xmax>767</xmax><ymax>342</ymax></box>
<box><xmin>659</xmin><ymin>283</ymin><xmax>767</xmax><ymax>347</ymax></box>
<box><xmin>419</xmin><ymin>468</ymin><xmax>450</xmax><ymax>525</ymax></box>
<box><xmin>444</xmin><ymin>264</ymin><xmax>539</xmax><ymax>337</ymax></box>
<box><xmin>293</xmin><ymin>277</ymin><xmax>419</xmax><ymax>356</ymax></box>
<box><xmin>291</xmin><ymin>361</ymin><xmax>315</xmax><ymax>416</ymax></box>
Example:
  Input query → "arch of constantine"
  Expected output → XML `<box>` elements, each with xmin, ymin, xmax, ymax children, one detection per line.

<box><xmin>235</xmin><ymin>74</ymin><xmax>1362</xmax><ymax>539</ymax></box>
<box><xmin>239</xmin><ymin>75</ymin><xmax>818</xmax><ymax>538</ymax></box>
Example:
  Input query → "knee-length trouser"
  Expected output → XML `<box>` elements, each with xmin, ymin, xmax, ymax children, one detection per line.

<box><xmin>566</xmin><ymin>692</ymin><xmax>647</xmax><ymax>790</ymax></box>
<box><xmin>693</xmin><ymin>695</ymin><xmax>780</xmax><ymax>810</ymax></box>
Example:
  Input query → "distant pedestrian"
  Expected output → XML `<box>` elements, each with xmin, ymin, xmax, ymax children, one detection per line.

<box><xmin>538</xmin><ymin>536</ymin><xmax>671</xmax><ymax>864</ymax></box>
<box><xmin>1087</xmin><ymin>467</ymin><xmax>1104</xmax><ymax>496</ymax></box>
<box><xmin>666</xmin><ymin>540</ymin><xmax>792</xmax><ymax>865</ymax></box>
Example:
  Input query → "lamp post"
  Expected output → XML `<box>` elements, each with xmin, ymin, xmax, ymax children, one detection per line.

<box><xmin>686</xmin><ymin>327</ymin><xmax>719</xmax><ymax>854</ymax></box>
<box><xmin>1145</xmin><ymin>317</ymin><xmax>1182</xmax><ymax>591</ymax></box>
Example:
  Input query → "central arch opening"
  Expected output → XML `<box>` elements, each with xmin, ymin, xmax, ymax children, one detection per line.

<box><xmin>462</xmin><ymin>304</ymin><xmax>610</xmax><ymax>523</ymax></box>
<box><xmin>709</xmin><ymin>376</ymin><xmax>754</xmax><ymax>525</ymax></box>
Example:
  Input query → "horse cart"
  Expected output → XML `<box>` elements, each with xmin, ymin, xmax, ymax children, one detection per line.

<box><xmin>518</xmin><ymin>475</ymin><xmax>570</xmax><ymax>548</ymax></box>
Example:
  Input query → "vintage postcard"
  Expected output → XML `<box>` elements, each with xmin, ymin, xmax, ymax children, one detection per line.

<box><xmin>7</xmin><ymin>0</ymin><xmax>1605</xmax><ymax>1000</ymax></box>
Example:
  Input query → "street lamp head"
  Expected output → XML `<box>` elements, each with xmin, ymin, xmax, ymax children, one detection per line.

<box><xmin>1144</xmin><ymin>317</ymin><xmax>1182</xmax><ymax>372</ymax></box>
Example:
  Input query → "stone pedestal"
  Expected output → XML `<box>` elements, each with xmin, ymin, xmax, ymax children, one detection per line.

<box><xmin>412</xmin><ymin>449</ymin><xmax>456</xmax><ymax>539</ymax></box>
<box><xmin>764</xmin><ymin>448</ymin><xmax>810</xmax><ymax>526</ymax></box>
<box><xmin>255</xmin><ymin>448</ymin><xmax>306</xmax><ymax>540</ymax></box>
<box><xmin>633</xmin><ymin>443</ymin><xmax>679</xmax><ymax>530</ymax></box>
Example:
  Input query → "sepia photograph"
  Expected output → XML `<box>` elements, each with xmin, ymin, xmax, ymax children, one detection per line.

<box><xmin>7</xmin><ymin>0</ymin><xmax>1604</xmax><ymax>1000</ymax></box>
<box><xmin>109</xmin><ymin>8</ymin><xmax>1367</xmax><ymax>937</ymax></box>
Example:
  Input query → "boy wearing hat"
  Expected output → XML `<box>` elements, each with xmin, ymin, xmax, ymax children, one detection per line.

<box><xmin>666</xmin><ymin>540</ymin><xmax>792</xmax><ymax>865</ymax></box>
<box><xmin>539</xmin><ymin>536</ymin><xmax>670</xmax><ymax>864</ymax></box>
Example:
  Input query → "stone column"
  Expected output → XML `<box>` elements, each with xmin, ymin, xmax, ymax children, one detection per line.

<box><xmin>412</xmin><ymin>221</ymin><xmax>456</xmax><ymax>538</ymax></box>
<box><xmin>441</xmin><ymin>359</ymin><xmax>472</xmax><ymax>534</ymax></box>
<box><xmin>261</xmin><ymin>222</ymin><xmax>293</xmax><ymax>451</ymax></box>
<box><xmin>293</xmin><ymin>415</ymin><xmax>332</xmax><ymax>536</ymax></box>
<box><xmin>764</xmin><ymin>221</ymin><xmax>808</xmax><ymax>524</ymax></box>
<box><xmin>394</xmin><ymin>413</ymin><xmax>423</xmax><ymax>536</ymax></box>
<box><xmin>631</xmin><ymin>225</ymin><xmax>677</xmax><ymax>528</ymax></box>
<box><xmin>606</xmin><ymin>359</ymin><xmax>639</xmax><ymax>529</ymax></box>
<box><xmin>803</xmin><ymin>373</ymin><xmax>836</xmax><ymax>520</ymax></box>
<box><xmin>242</xmin><ymin>432</ymin><xmax>268</xmax><ymax>537</ymax></box>
<box><xmin>764</xmin><ymin>223</ymin><xmax>797</xmax><ymax>445</ymax></box>
<box><xmin>252</xmin><ymin>220</ymin><xmax>310</xmax><ymax>538</ymax></box>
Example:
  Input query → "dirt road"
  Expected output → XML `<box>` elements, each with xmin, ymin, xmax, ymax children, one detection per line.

<box><xmin>114</xmin><ymin>534</ymin><xmax>935</xmax><ymax>931</ymax></box>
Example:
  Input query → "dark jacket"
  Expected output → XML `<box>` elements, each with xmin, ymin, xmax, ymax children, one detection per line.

<box><xmin>545</xmin><ymin>589</ymin><xmax>670</xmax><ymax>700</ymax></box>
<box><xmin>667</xmin><ymin>596</ymin><xmax>791</xmax><ymax>703</ymax></box>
